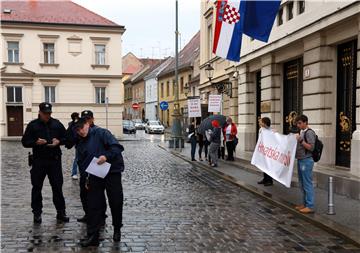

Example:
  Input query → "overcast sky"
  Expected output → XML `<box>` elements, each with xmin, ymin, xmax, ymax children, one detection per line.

<box><xmin>73</xmin><ymin>0</ymin><xmax>200</xmax><ymax>59</ymax></box>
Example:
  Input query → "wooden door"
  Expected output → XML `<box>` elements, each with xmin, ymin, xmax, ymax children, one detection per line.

<box><xmin>7</xmin><ymin>106</ymin><xmax>23</xmax><ymax>136</ymax></box>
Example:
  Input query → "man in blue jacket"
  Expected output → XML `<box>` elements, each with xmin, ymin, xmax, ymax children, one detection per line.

<box><xmin>74</xmin><ymin>117</ymin><xmax>124</xmax><ymax>247</ymax></box>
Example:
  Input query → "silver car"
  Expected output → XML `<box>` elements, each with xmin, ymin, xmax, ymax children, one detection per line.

<box><xmin>133</xmin><ymin>119</ymin><xmax>146</xmax><ymax>130</ymax></box>
<box><xmin>145</xmin><ymin>121</ymin><xmax>165</xmax><ymax>134</ymax></box>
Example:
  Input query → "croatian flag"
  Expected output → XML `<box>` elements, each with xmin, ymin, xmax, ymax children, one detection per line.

<box><xmin>212</xmin><ymin>0</ymin><xmax>244</xmax><ymax>62</ymax></box>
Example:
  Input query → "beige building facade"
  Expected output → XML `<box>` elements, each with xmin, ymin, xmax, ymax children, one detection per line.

<box><xmin>200</xmin><ymin>1</ymin><xmax>360</xmax><ymax>175</ymax></box>
<box><xmin>1</xmin><ymin>1</ymin><xmax>125</xmax><ymax>137</ymax></box>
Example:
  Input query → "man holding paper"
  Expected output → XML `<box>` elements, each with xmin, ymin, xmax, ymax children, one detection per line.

<box><xmin>74</xmin><ymin>117</ymin><xmax>125</xmax><ymax>247</ymax></box>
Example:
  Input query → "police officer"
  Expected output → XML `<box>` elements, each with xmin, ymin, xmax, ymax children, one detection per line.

<box><xmin>21</xmin><ymin>102</ymin><xmax>69</xmax><ymax>224</ymax></box>
<box><xmin>74</xmin><ymin>117</ymin><xmax>124</xmax><ymax>247</ymax></box>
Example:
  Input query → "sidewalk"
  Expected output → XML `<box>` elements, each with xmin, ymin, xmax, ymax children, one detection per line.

<box><xmin>159</xmin><ymin>141</ymin><xmax>360</xmax><ymax>245</ymax></box>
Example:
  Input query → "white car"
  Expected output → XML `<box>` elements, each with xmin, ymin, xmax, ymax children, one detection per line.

<box><xmin>145</xmin><ymin>121</ymin><xmax>165</xmax><ymax>134</ymax></box>
<box><xmin>133</xmin><ymin>119</ymin><xmax>146</xmax><ymax>130</ymax></box>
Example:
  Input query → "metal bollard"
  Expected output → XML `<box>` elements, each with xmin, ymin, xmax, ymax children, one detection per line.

<box><xmin>327</xmin><ymin>176</ymin><xmax>336</xmax><ymax>215</ymax></box>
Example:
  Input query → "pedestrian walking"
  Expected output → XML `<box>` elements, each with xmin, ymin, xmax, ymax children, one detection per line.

<box><xmin>257</xmin><ymin>117</ymin><xmax>274</xmax><ymax>186</ymax></box>
<box><xmin>74</xmin><ymin>117</ymin><xmax>125</xmax><ymax>247</ymax></box>
<box><xmin>188</xmin><ymin>123</ymin><xmax>197</xmax><ymax>161</ymax></box>
<box><xmin>68</xmin><ymin>112</ymin><xmax>79</xmax><ymax>180</ymax></box>
<box><xmin>21</xmin><ymin>102</ymin><xmax>69</xmax><ymax>224</ymax></box>
<box><xmin>75</xmin><ymin>110</ymin><xmax>107</xmax><ymax>224</ymax></box>
<box><xmin>294</xmin><ymin>115</ymin><xmax>316</xmax><ymax>214</ymax></box>
<box><xmin>223</xmin><ymin>117</ymin><xmax>237</xmax><ymax>161</ymax></box>
<box><xmin>198</xmin><ymin>132</ymin><xmax>205</xmax><ymax>161</ymax></box>
<box><xmin>209</xmin><ymin>120</ymin><xmax>221</xmax><ymax>167</ymax></box>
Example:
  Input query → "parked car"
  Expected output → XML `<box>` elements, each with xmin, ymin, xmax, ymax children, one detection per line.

<box><xmin>145</xmin><ymin>120</ymin><xmax>165</xmax><ymax>134</ymax></box>
<box><xmin>133</xmin><ymin>119</ymin><xmax>146</xmax><ymax>130</ymax></box>
<box><xmin>123</xmin><ymin>120</ymin><xmax>136</xmax><ymax>134</ymax></box>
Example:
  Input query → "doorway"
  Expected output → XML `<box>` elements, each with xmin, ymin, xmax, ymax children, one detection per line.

<box><xmin>7</xmin><ymin>106</ymin><xmax>23</xmax><ymax>136</ymax></box>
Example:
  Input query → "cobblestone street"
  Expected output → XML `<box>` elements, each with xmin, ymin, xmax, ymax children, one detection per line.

<box><xmin>1</xmin><ymin>138</ymin><xmax>360</xmax><ymax>252</ymax></box>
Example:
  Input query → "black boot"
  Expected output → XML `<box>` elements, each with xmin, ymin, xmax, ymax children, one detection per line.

<box><xmin>33</xmin><ymin>214</ymin><xmax>42</xmax><ymax>224</ymax></box>
<box><xmin>56</xmin><ymin>210</ymin><xmax>70</xmax><ymax>223</ymax></box>
<box><xmin>77</xmin><ymin>215</ymin><xmax>87</xmax><ymax>223</ymax></box>
<box><xmin>113</xmin><ymin>227</ymin><xmax>121</xmax><ymax>242</ymax></box>
<box><xmin>80</xmin><ymin>233</ymin><xmax>99</xmax><ymax>247</ymax></box>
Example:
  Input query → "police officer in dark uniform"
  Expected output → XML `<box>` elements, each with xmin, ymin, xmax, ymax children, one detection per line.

<box><xmin>21</xmin><ymin>102</ymin><xmax>69</xmax><ymax>224</ymax></box>
<box><xmin>74</xmin><ymin>117</ymin><xmax>124</xmax><ymax>247</ymax></box>
<box><xmin>71</xmin><ymin>110</ymin><xmax>107</xmax><ymax>224</ymax></box>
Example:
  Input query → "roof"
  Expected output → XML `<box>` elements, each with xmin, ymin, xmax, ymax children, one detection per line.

<box><xmin>144</xmin><ymin>57</ymin><xmax>173</xmax><ymax>80</ymax></box>
<box><xmin>131</xmin><ymin>59</ymin><xmax>164</xmax><ymax>84</ymax></box>
<box><xmin>158</xmin><ymin>31</ymin><xmax>200</xmax><ymax>78</ymax></box>
<box><xmin>1</xmin><ymin>0</ymin><xmax>123</xmax><ymax>28</ymax></box>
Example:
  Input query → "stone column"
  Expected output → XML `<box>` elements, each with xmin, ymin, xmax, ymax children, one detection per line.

<box><xmin>303</xmin><ymin>33</ymin><xmax>336</xmax><ymax>165</ymax></box>
<box><xmin>260</xmin><ymin>54</ymin><xmax>281</xmax><ymax>132</ymax></box>
<box><xmin>350</xmin><ymin>22</ymin><xmax>360</xmax><ymax>175</ymax></box>
<box><xmin>229</xmin><ymin>75</ymin><xmax>238</xmax><ymax>125</ymax></box>
<box><xmin>237</xmin><ymin>64</ymin><xmax>256</xmax><ymax>152</ymax></box>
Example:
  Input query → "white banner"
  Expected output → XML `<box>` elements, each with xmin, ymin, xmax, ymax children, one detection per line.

<box><xmin>208</xmin><ymin>95</ymin><xmax>222</xmax><ymax>112</ymax></box>
<box><xmin>188</xmin><ymin>98</ymin><xmax>201</xmax><ymax>118</ymax></box>
<box><xmin>251</xmin><ymin>129</ymin><xmax>297</xmax><ymax>188</ymax></box>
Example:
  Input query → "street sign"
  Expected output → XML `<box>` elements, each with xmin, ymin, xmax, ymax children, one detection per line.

<box><xmin>160</xmin><ymin>101</ymin><xmax>169</xmax><ymax>111</ymax></box>
<box><xmin>132</xmin><ymin>103</ymin><xmax>140</xmax><ymax>110</ymax></box>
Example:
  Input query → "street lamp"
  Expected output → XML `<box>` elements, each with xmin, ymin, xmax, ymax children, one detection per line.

<box><xmin>205</xmin><ymin>63</ymin><xmax>233</xmax><ymax>98</ymax></box>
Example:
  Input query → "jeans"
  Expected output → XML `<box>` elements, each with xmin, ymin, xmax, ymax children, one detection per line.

<box><xmin>297</xmin><ymin>157</ymin><xmax>315</xmax><ymax>209</ymax></box>
<box><xmin>71</xmin><ymin>152</ymin><xmax>78</xmax><ymax>176</ymax></box>
<box><xmin>209</xmin><ymin>143</ymin><xmax>220</xmax><ymax>165</ymax></box>
<box><xmin>190</xmin><ymin>137</ymin><xmax>197</xmax><ymax>160</ymax></box>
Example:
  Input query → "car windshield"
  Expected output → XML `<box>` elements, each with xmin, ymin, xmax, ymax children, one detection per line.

<box><xmin>149</xmin><ymin>121</ymin><xmax>161</xmax><ymax>126</ymax></box>
<box><xmin>123</xmin><ymin>120</ymin><xmax>134</xmax><ymax>126</ymax></box>
<box><xmin>133</xmin><ymin>119</ymin><xmax>142</xmax><ymax>123</ymax></box>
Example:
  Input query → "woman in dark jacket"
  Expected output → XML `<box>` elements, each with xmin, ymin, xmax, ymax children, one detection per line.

<box><xmin>188</xmin><ymin>123</ymin><xmax>197</xmax><ymax>161</ymax></box>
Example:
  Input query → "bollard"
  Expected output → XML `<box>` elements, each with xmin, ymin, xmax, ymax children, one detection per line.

<box><xmin>327</xmin><ymin>176</ymin><xmax>335</xmax><ymax>215</ymax></box>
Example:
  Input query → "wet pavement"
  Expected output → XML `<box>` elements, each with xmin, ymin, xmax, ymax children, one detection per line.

<box><xmin>1</xmin><ymin>136</ymin><xmax>360</xmax><ymax>252</ymax></box>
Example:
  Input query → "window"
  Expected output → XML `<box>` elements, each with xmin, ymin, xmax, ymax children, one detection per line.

<box><xmin>166</xmin><ymin>81</ymin><xmax>170</xmax><ymax>96</ymax></box>
<box><xmin>43</xmin><ymin>43</ymin><xmax>55</xmax><ymax>64</ymax></box>
<box><xmin>7</xmin><ymin>42</ymin><xmax>19</xmax><ymax>63</ymax></box>
<box><xmin>44</xmin><ymin>86</ymin><xmax>56</xmax><ymax>103</ymax></box>
<box><xmin>180</xmin><ymin>77</ymin><xmax>184</xmax><ymax>93</ymax></box>
<box><xmin>95</xmin><ymin>45</ymin><xmax>106</xmax><ymax>65</ymax></box>
<box><xmin>192</xmin><ymin>87</ymin><xmax>195</xmax><ymax>96</ymax></box>
<box><xmin>7</xmin><ymin>86</ymin><xmax>22</xmax><ymax>103</ymax></box>
<box><xmin>298</xmin><ymin>0</ymin><xmax>305</xmax><ymax>14</ymax></box>
<box><xmin>287</xmin><ymin>1</ymin><xmax>294</xmax><ymax>20</ymax></box>
<box><xmin>172</xmin><ymin>80</ymin><xmax>175</xmax><ymax>96</ymax></box>
<box><xmin>161</xmin><ymin>83</ymin><xmax>164</xmax><ymax>97</ymax></box>
<box><xmin>188</xmin><ymin>74</ymin><xmax>192</xmax><ymax>82</ymax></box>
<box><xmin>207</xmin><ymin>24</ymin><xmax>213</xmax><ymax>60</ymax></box>
<box><xmin>278</xmin><ymin>8</ymin><xmax>283</xmax><ymax>26</ymax></box>
<box><xmin>95</xmin><ymin>87</ymin><xmax>106</xmax><ymax>104</ymax></box>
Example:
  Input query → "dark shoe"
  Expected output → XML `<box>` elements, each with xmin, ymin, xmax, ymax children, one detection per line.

<box><xmin>191</xmin><ymin>159</ymin><xmax>196</xmax><ymax>161</ymax></box>
<box><xmin>77</xmin><ymin>215</ymin><xmax>87</xmax><ymax>223</ymax></box>
<box><xmin>80</xmin><ymin>234</ymin><xmax>99</xmax><ymax>247</ymax></box>
<box><xmin>56</xmin><ymin>211</ymin><xmax>70</xmax><ymax>223</ymax></box>
<box><xmin>257</xmin><ymin>180</ymin><xmax>265</xmax><ymax>184</ymax></box>
<box><xmin>113</xmin><ymin>229</ymin><xmax>121</xmax><ymax>242</ymax></box>
<box><xmin>264</xmin><ymin>182</ymin><xmax>273</xmax><ymax>186</ymax></box>
<box><xmin>33</xmin><ymin>214</ymin><xmax>42</xmax><ymax>224</ymax></box>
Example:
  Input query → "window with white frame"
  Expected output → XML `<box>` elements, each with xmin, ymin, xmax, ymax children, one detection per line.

<box><xmin>43</xmin><ymin>43</ymin><xmax>55</xmax><ymax>64</ymax></box>
<box><xmin>7</xmin><ymin>86</ymin><xmax>22</xmax><ymax>103</ymax></box>
<box><xmin>44</xmin><ymin>86</ymin><xmax>56</xmax><ymax>103</ymax></box>
<box><xmin>7</xmin><ymin>42</ymin><xmax>19</xmax><ymax>63</ymax></box>
<box><xmin>207</xmin><ymin>24</ymin><xmax>213</xmax><ymax>60</ymax></box>
<box><xmin>95</xmin><ymin>45</ymin><xmax>106</xmax><ymax>65</ymax></box>
<box><xmin>95</xmin><ymin>87</ymin><xmax>106</xmax><ymax>104</ymax></box>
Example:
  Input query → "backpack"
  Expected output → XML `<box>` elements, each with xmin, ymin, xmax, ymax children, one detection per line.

<box><xmin>304</xmin><ymin>129</ymin><xmax>323</xmax><ymax>162</ymax></box>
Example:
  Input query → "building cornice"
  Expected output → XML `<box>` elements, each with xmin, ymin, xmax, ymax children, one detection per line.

<box><xmin>1</xmin><ymin>72</ymin><xmax>122</xmax><ymax>79</ymax></box>
<box><xmin>1</xmin><ymin>21</ymin><xmax>126</xmax><ymax>34</ymax></box>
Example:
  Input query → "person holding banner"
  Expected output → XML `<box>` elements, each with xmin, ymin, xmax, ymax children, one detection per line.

<box><xmin>257</xmin><ymin>117</ymin><xmax>274</xmax><ymax>186</ymax></box>
<box><xmin>294</xmin><ymin>115</ymin><xmax>316</xmax><ymax>214</ymax></box>
<box><xmin>223</xmin><ymin>117</ymin><xmax>238</xmax><ymax>161</ymax></box>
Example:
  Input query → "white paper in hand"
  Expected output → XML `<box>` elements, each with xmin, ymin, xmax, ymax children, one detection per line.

<box><xmin>85</xmin><ymin>157</ymin><xmax>111</xmax><ymax>178</ymax></box>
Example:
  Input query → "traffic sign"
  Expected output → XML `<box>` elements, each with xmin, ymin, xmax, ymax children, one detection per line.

<box><xmin>160</xmin><ymin>101</ymin><xmax>169</xmax><ymax>111</ymax></box>
<box><xmin>132</xmin><ymin>103</ymin><xmax>140</xmax><ymax>110</ymax></box>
